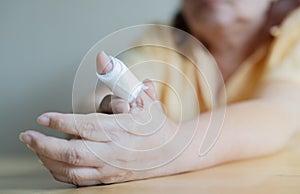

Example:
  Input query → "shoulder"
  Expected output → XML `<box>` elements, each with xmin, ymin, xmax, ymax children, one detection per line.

<box><xmin>268</xmin><ymin>6</ymin><xmax>300</xmax><ymax>66</ymax></box>
<box><xmin>265</xmin><ymin>7</ymin><xmax>300</xmax><ymax>84</ymax></box>
<box><xmin>278</xmin><ymin>5</ymin><xmax>300</xmax><ymax>35</ymax></box>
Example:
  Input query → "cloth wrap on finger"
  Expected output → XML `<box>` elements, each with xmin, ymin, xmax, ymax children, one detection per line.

<box><xmin>96</xmin><ymin>56</ymin><xmax>147</xmax><ymax>102</ymax></box>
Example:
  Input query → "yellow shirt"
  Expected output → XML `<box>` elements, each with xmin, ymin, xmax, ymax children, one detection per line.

<box><xmin>120</xmin><ymin>8</ymin><xmax>300</xmax><ymax>122</ymax></box>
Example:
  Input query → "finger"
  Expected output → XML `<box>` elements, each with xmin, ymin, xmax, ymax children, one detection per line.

<box><xmin>36</xmin><ymin>112</ymin><xmax>112</xmax><ymax>141</ymax></box>
<box><xmin>38</xmin><ymin>154</ymin><xmax>102</xmax><ymax>186</ymax></box>
<box><xmin>98</xmin><ymin>94</ymin><xmax>129</xmax><ymax>114</ymax></box>
<box><xmin>143</xmin><ymin>79</ymin><xmax>157</xmax><ymax>101</ymax></box>
<box><xmin>42</xmin><ymin>154</ymin><xmax>131</xmax><ymax>185</ymax></box>
<box><xmin>96</xmin><ymin>51</ymin><xmax>113</xmax><ymax>75</ymax></box>
<box><xmin>20</xmin><ymin>130</ymin><xmax>104</xmax><ymax>167</ymax></box>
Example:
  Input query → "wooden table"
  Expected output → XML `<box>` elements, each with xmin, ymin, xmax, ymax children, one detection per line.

<box><xmin>1</xmin><ymin>133</ymin><xmax>300</xmax><ymax>194</ymax></box>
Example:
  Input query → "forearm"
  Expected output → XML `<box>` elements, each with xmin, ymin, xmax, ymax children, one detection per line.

<box><xmin>162</xmin><ymin>99</ymin><xmax>297</xmax><ymax>175</ymax></box>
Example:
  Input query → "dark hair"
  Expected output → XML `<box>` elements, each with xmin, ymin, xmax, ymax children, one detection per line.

<box><xmin>172</xmin><ymin>11</ymin><xmax>191</xmax><ymax>34</ymax></box>
<box><xmin>170</xmin><ymin>11</ymin><xmax>194</xmax><ymax>46</ymax></box>
<box><xmin>268</xmin><ymin>0</ymin><xmax>300</xmax><ymax>27</ymax></box>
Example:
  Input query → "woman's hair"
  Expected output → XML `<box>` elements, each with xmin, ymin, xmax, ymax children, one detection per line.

<box><xmin>268</xmin><ymin>0</ymin><xmax>300</xmax><ymax>26</ymax></box>
<box><xmin>172</xmin><ymin>11</ymin><xmax>190</xmax><ymax>34</ymax></box>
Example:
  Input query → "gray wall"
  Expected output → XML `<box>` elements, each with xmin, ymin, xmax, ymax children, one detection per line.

<box><xmin>0</xmin><ymin>0</ymin><xmax>180</xmax><ymax>156</ymax></box>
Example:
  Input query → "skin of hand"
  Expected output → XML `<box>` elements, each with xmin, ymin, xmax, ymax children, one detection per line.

<box><xmin>20</xmin><ymin>81</ymin><xmax>175</xmax><ymax>186</ymax></box>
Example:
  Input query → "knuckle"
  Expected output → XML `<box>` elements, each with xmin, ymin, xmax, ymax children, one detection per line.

<box><xmin>49</xmin><ymin>115</ymin><xmax>64</xmax><ymax>130</ymax></box>
<box><xmin>31</xmin><ymin>138</ymin><xmax>46</xmax><ymax>154</ymax></box>
<box><xmin>65</xmin><ymin>148</ymin><xmax>82</xmax><ymax>165</ymax></box>
<box><xmin>79</xmin><ymin>122</ymin><xmax>95</xmax><ymax>138</ymax></box>
<box><xmin>66</xmin><ymin>169</ymin><xmax>81</xmax><ymax>186</ymax></box>
<box><xmin>107</xmin><ymin>130</ymin><xmax>121</xmax><ymax>142</ymax></box>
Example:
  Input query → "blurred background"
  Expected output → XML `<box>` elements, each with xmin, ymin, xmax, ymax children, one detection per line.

<box><xmin>0</xmin><ymin>0</ymin><xmax>180</xmax><ymax>156</ymax></box>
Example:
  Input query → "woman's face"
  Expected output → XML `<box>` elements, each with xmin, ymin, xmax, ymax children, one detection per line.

<box><xmin>182</xmin><ymin>0</ymin><xmax>274</xmax><ymax>33</ymax></box>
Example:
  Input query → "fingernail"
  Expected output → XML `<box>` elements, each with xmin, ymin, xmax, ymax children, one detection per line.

<box><xmin>37</xmin><ymin>115</ymin><xmax>50</xmax><ymax>126</ymax></box>
<box><xmin>19</xmin><ymin>133</ymin><xmax>32</xmax><ymax>145</ymax></box>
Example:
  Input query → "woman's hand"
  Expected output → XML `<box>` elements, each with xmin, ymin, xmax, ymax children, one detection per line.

<box><xmin>19</xmin><ymin>83</ymin><xmax>177</xmax><ymax>186</ymax></box>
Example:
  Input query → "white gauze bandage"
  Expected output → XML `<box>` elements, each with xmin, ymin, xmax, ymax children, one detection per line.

<box><xmin>96</xmin><ymin>56</ymin><xmax>147</xmax><ymax>102</ymax></box>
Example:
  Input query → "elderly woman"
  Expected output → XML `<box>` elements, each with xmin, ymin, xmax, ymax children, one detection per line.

<box><xmin>20</xmin><ymin>0</ymin><xmax>300</xmax><ymax>186</ymax></box>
